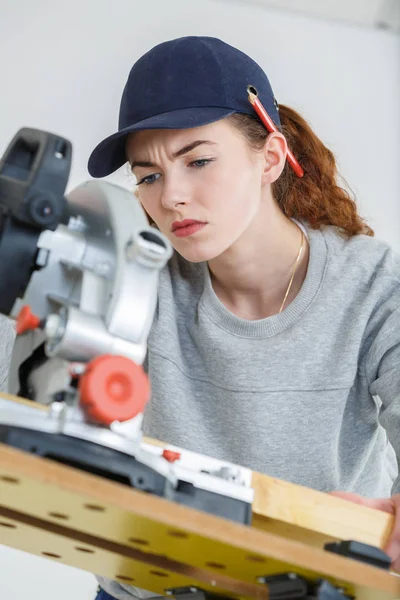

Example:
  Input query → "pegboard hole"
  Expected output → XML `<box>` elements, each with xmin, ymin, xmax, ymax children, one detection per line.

<box><xmin>128</xmin><ymin>538</ymin><xmax>149</xmax><ymax>546</ymax></box>
<box><xmin>246</xmin><ymin>554</ymin><xmax>266</xmax><ymax>563</ymax></box>
<box><xmin>0</xmin><ymin>522</ymin><xmax>17</xmax><ymax>529</ymax></box>
<box><xmin>75</xmin><ymin>547</ymin><xmax>95</xmax><ymax>554</ymax></box>
<box><xmin>84</xmin><ymin>503</ymin><xmax>106</xmax><ymax>512</ymax></box>
<box><xmin>48</xmin><ymin>512</ymin><xmax>70</xmax><ymax>521</ymax></box>
<box><xmin>42</xmin><ymin>552</ymin><xmax>62</xmax><ymax>559</ymax></box>
<box><xmin>205</xmin><ymin>562</ymin><xmax>226</xmax><ymax>570</ymax></box>
<box><xmin>150</xmin><ymin>570</ymin><xmax>169</xmax><ymax>578</ymax></box>
<box><xmin>0</xmin><ymin>476</ymin><xmax>20</xmax><ymax>484</ymax></box>
<box><xmin>167</xmin><ymin>530</ymin><xmax>188</xmax><ymax>539</ymax></box>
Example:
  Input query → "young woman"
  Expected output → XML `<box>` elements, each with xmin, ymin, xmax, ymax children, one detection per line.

<box><xmin>89</xmin><ymin>32</ymin><xmax>400</xmax><ymax>600</ymax></box>
<box><xmin>34</xmin><ymin>35</ymin><xmax>400</xmax><ymax>599</ymax></box>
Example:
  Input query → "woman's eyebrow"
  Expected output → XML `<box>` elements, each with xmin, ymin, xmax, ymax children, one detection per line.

<box><xmin>130</xmin><ymin>140</ymin><xmax>217</xmax><ymax>169</ymax></box>
<box><xmin>172</xmin><ymin>140</ymin><xmax>217</xmax><ymax>158</ymax></box>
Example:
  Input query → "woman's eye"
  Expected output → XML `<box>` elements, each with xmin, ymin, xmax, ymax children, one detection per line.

<box><xmin>190</xmin><ymin>158</ymin><xmax>213</xmax><ymax>168</ymax></box>
<box><xmin>137</xmin><ymin>173</ymin><xmax>160</xmax><ymax>186</ymax></box>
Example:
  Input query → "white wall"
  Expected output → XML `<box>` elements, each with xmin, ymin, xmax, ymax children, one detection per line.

<box><xmin>0</xmin><ymin>1</ymin><xmax>399</xmax><ymax>599</ymax></box>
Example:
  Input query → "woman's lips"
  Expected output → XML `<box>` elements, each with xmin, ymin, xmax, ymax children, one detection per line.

<box><xmin>173</xmin><ymin>222</ymin><xmax>207</xmax><ymax>238</ymax></box>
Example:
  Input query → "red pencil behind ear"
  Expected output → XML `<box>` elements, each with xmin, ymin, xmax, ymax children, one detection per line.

<box><xmin>247</xmin><ymin>85</ymin><xmax>304</xmax><ymax>178</ymax></box>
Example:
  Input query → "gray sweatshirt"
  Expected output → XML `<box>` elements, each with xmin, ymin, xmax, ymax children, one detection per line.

<box><xmin>1</xmin><ymin>222</ymin><xmax>400</xmax><ymax>600</ymax></box>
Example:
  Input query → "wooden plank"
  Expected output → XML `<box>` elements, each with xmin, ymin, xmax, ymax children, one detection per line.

<box><xmin>251</xmin><ymin>471</ymin><xmax>393</xmax><ymax>548</ymax></box>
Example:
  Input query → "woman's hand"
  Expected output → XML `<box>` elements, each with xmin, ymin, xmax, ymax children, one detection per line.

<box><xmin>330</xmin><ymin>491</ymin><xmax>398</xmax><ymax>570</ymax></box>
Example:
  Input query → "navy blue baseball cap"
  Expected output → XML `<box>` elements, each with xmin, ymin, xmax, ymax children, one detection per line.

<box><xmin>88</xmin><ymin>36</ymin><xmax>280</xmax><ymax>178</ymax></box>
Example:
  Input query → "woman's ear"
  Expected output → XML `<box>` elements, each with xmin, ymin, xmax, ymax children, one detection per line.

<box><xmin>261</xmin><ymin>132</ymin><xmax>287</xmax><ymax>185</ymax></box>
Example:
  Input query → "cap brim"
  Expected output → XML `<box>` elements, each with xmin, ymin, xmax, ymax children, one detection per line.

<box><xmin>88</xmin><ymin>107</ymin><xmax>236</xmax><ymax>178</ymax></box>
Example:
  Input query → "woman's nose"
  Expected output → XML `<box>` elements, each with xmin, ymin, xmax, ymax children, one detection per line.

<box><xmin>160</xmin><ymin>174</ymin><xmax>189</xmax><ymax>210</ymax></box>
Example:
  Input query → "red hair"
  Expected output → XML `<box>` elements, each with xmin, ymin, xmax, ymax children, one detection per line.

<box><xmin>229</xmin><ymin>108</ymin><xmax>374</xmax><ymax>237</ymax></box>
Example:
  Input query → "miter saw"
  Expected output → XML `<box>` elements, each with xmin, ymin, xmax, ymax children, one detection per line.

<box><xmin>0</xmin><ymin>127</ymin><xmax>253</xmax><ymax>524</ymax></box>
<box><xmin>0</xmin><ymin>129</ymin><xmax>395</xmax><ymax>600</ymax></box>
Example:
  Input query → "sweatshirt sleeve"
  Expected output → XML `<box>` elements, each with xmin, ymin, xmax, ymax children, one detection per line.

<box><xmin>0</xmin><ymin>315</ymin><xmax>16</xmax><ymax>392</ymax></box>
<box><xmin>363</xmin><ymin>301</ymin><xmax>400</xmax><ymax>495</ymax></box>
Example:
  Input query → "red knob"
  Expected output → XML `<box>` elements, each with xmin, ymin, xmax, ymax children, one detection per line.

<box><xmin>79</xmin><ymin>354</ymin><xmax>150</xmax><ymax>425</ymax></box>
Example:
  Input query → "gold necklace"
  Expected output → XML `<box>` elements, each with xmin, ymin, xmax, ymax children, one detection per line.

<box><xmin>279</xmin><ymin>229</ymin><xmax>305</xmax><ymax>314</ymax></box>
